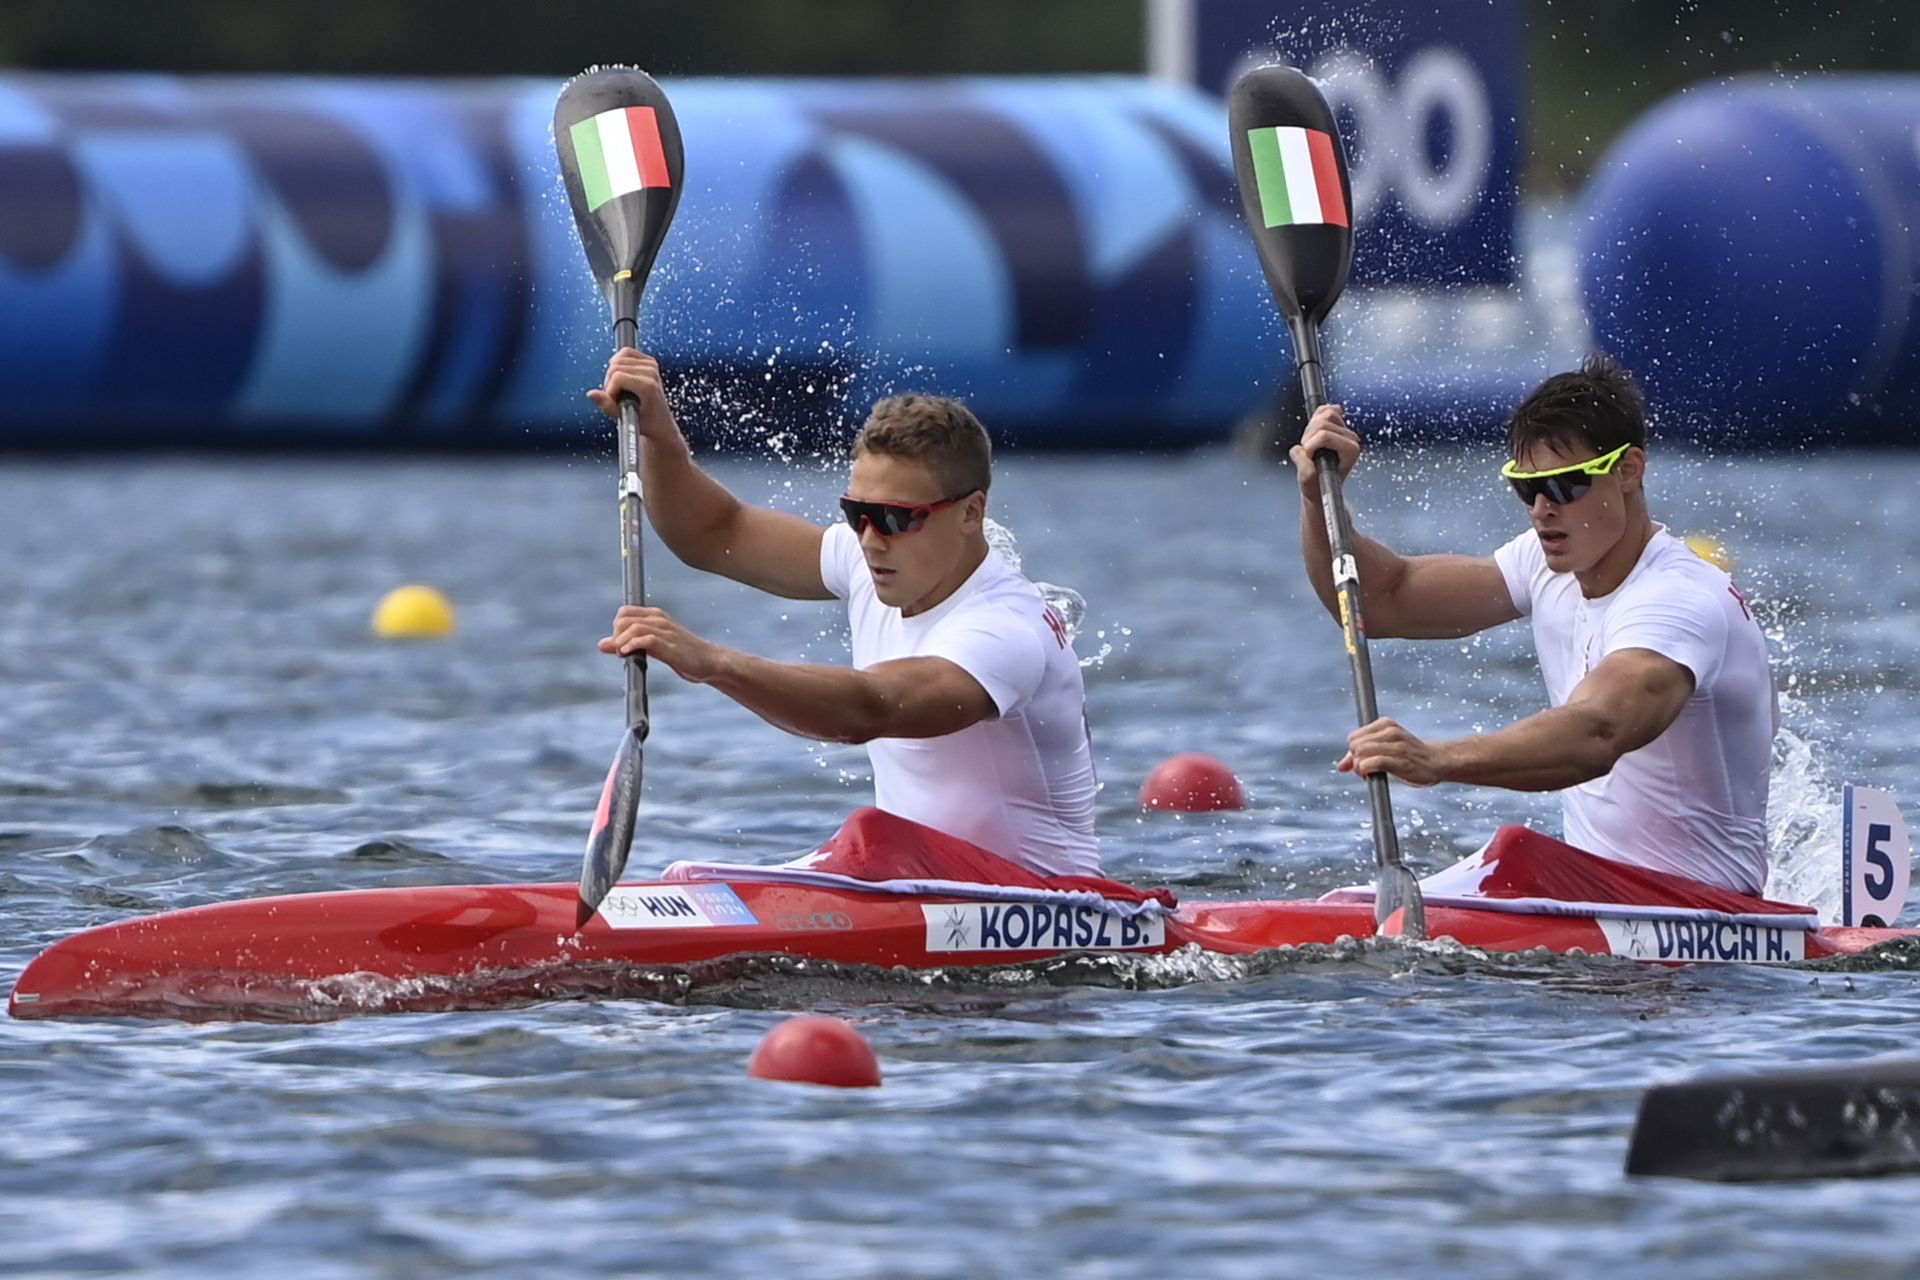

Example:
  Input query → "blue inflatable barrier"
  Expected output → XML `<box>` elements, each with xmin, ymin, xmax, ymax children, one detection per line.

<box><xmin>0</xmin><ymin>73</ymin><xmax>1288</xmax><ymax>450</ymax></box>
<box><xmin>1580</xmin><ymin>77</ymin><xmax>1920</xmax><ymax>443</ymax></box>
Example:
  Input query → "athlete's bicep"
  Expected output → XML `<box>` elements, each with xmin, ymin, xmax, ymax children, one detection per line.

<box><xmin>1566</xmin><ymin>648</ymin><xmax>1696</xmax><ymax>756</ymax></box>
<box><xmin>709</xmin><ymin>506</ymin><xmax>832</xmax><ymax>600</ymax></box>
<box><xmin>861</xmin><ymin>657</ymin><xmax>999</xmax><ymax>739</ymax></box>
<box><xmin>1375</xmin><ymin>554</ymin><xmax>1519</xmax><ymax>639</ymax></box>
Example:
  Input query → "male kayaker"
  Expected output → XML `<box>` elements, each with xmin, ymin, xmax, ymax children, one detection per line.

<box><xmin>587</xmin><ymin>348</ymin><xmax>1099</xmax><ymax>876</ymax></box>
<box><xmin>1294</xmin><ymin>354</ymin><xmax>1777</xmax><ymax>894</ymax></box>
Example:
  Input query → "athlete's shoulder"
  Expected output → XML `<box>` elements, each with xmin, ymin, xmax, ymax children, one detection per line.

<box><xmin>820</xmin><ymin>521</ymin><xmax>867</xmax><ymax>601</ymax></box>
<box><xmin>934</xmin><ymin>563</ymin><xmax>1062</xmax><ymax>654</ymax></box>
<box><xmin>1608</xmin><ymin>533</ymin><xmax>1768</xmax><ymax>683</ymax></box>
<box><xmin>1493</xmin><ymin>525</ymin><xmax>1548</xmax><ymax>582</ymax></box>
<box><xmin>944</xmin><ymin>553</ymin><xmax>1038</xmax><ymax>614</ymax></box>
<box><xmin>1492</xmin><ymin>527</ymin><xmax>1559</xmax><ymax>617</ymax></box>
<box><xmin>935</xmin><ymin>592</ymin><xmax>1051</xmax><ymax>651</ymax></box>
<box><xmin>1629</xmin><ymin>531</ymin><xmax>1745</xmax><ymax>611</ymax></box>
<box><xmin>1495</xmin><ymin>526</ymin><xmax>1544</xmax><ymax>563</ymax></box>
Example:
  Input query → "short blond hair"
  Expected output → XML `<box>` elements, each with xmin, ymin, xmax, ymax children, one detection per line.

<box><xmin>851</xmin><ymin>394</ymin><xmax>992</xmax><ymax>497</ymax></box>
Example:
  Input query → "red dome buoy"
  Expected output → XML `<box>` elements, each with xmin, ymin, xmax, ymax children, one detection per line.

<box><xmin>747</xmin><ymin>1014</ymin><xmax>882</xmax><ymax>1088</ymax></box>
<box><xmin>1140</xmin><ymin>752</ymin><xmax>1246</xmax><ymax>812</ymax></box>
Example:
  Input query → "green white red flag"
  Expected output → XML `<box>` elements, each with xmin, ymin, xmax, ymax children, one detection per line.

<box><xmin>1246</xmin><ymin>125</ymin><xmax>1348</xmax><ymax>228</ymax></box>
<box><xmin>569</xmin><ymin>106</ymin><xmax>671</xmax><ymax>211</ymax></box>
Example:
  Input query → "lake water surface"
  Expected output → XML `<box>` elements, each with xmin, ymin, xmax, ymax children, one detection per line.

<box><xmin>6</xmin><ymin>445</ymin><xmax>1919</xmax><ymax>1277</ymax></box>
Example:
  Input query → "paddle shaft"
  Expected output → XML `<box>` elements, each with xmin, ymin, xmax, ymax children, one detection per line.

<box><xmin>553</xmin><ymin>69</ymin><xmax>684</xmax><ymax>924</ymax></box>
<box><xmin>573</xmin><ymin>304</ymin><xmax>650</xmax><ymax>925</ymax></box>
<box><xmin>612</xmin><ymin>298</ymin><xmax>651</xmax><ymax>745</ymax></box>
<box><xmin>1290</xmin><ymin>318</ymin><xmax>1421</xmax><ymax>934</ymax></box>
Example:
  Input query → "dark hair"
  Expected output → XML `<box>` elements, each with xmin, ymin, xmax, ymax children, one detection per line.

<box><xmin>1506</xmin><ymin>352</ymin><xmax>1647</xmax><ymax>460</ymax></box>
<box><xmin>852</xmin><ymin>394</ymin><xmax>992</xmax><ymax>496</ymax></box>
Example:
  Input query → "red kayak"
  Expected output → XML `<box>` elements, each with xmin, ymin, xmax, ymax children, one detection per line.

<box><xmin>11</xmin><ymin>811</ymin><xmax>1912</xmax><ymax>1021</ymax></box>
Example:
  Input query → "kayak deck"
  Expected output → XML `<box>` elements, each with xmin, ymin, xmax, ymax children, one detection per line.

<box><xmin>11</xmin><ymin>877</ymin><xmax>1914</xmax><ymax>1022</ymax></box>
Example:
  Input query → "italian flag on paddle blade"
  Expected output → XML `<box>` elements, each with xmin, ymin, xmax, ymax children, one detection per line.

<box><xmin>569</xmin><ymin>106</ymin><xmax>672</xmax><ymax>210</ymax></box>
<box><xmin>1247</xmin><ymin>125</ymin><xmax>1349</xmax><ymax>228</ymax></box>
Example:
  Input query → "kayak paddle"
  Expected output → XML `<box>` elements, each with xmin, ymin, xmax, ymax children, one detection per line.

<box><xmin>553</xmin><ymin>67</ymin><xmax>686</xmax><ymax>928</ymax></box>
<box><xmin>1228</xmin><ymin>65</ymin><xmax>1426</xmax><ymax>941</ymax></box>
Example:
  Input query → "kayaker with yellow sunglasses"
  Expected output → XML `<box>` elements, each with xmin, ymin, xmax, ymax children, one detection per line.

<box><xmin>1292</xmin><ymin>354</ymin><xmax>1777</xmax><ymax>894</ymax></box>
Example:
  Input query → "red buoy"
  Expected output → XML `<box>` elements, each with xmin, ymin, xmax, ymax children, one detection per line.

<box><xmin>747</xmin><ymin>1014</ymin><xmax>883</xmax><ymax>1088</ymax></box>
<box><xmin>1139</xmin><ymin>753</ymin><xmax>1247</xmax><ymax>812</ymax></box>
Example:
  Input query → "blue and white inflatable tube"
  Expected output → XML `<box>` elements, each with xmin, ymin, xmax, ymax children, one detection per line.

<box><xmin>0</xmin><ymin>73</ymin><xmax>1286</xmax><ymax>450</ymax></box>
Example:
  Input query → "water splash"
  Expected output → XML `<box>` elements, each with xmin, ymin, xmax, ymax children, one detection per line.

<box><xmin>984</xmin><ymin>517</ymin><xmax>1117</xmax><ymax>666</ymax></box>
<box><xmin>1764</xmin><ymin>716</ymin><xmax>1843</xmax><ymax>920</ymax></box>
<box><xmin>982</xmin><ymin>516</ymin><xmax>1022</xmax><ymax>570</ymax></box>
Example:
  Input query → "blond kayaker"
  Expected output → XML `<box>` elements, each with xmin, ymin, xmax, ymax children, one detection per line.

<box><xmin>589</xmin><ymin>348</ymin><xmax>1098</xmax><ymax>876</ymax></box>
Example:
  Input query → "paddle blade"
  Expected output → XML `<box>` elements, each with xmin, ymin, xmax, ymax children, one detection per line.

<box><xmin>1375</xmin><ymin>865</ymin><xmax>1427</xmax><ymax>942</ymax></box>
<box><xmin>553</xmin><ymin>67</ymin><xmax>686</xmax><ymax>318</ymax></box>
<box><xmin>1627</xmin><ymin>1060</ymin><xmax>1920</xmax><ymax>1182</ymax></box>
<box><xmin>577</xmin><ymin>729</ymin><xmax>644</xmax><ymax>928</ymax></box>
<box><xmin>1228</xmin><ymin>65</ymin><xmax>1354</xmax><ymax>327</ymax></box>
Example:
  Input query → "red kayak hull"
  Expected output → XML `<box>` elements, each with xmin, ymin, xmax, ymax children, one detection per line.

<box><xmin>11</xmin><ymin>878</ymin><xmax>1913</xmax><ymax>1021</ymax></box>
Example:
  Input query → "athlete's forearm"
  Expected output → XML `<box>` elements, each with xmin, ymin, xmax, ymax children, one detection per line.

<box><xmin>1435</xmin><ymin>704</ymin><xmax>1622</xmax><ymax>792</ymax></box>
<box><xmin>704</xmin><ymin>649</ymin><xmax>896</xmax><ymax>744</ymax></box>
<box><xmin>639</xmin><ymin>430</ymin><xmax>751</xmax><ymax>574</ymax></box>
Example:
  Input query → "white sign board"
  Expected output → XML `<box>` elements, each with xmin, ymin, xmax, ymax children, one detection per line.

<box><xmin>1843</xmin><ymin>783</ymin><xmax>1911</xmax><ymax>927</ymax></box>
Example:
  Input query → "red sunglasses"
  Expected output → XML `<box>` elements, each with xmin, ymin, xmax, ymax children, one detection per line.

<box><xmin>838</xmin><ymin>493</ymin><xmax>971</xmax><ymax>537</ymax></box>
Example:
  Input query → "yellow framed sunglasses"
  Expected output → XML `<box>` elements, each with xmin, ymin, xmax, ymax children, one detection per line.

<box><xmin>1499</xmin><ymin>442</ymin><xmax>1630</xmax><ymax>506</ymax></box>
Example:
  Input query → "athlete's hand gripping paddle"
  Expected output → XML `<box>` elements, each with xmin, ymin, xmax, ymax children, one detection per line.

<box><xmin>1228</xmin><ymin>65</ymin><xmax>1426</xmax><ymax>941</ymax></box>
<box><xmin>553</xmin><ymin>68</ymin><xmax>685</xmax><ymax>928</ymax></box>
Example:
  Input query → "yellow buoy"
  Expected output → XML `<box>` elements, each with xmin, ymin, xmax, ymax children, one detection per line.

<box><xmin>1682</xmin><ymin>533</ymin><xmax>1734</xmax><ymax>573</ymax></box>
<box><xmin>371</xmin><ymin>584</ymin><xmax>457</xmax><ymax>639</ymax></box>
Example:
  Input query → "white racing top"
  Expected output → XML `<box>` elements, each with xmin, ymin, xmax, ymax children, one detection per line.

<box><xmin>1495</xmin><ymin>525</ymin><xmax>1780</xmax><ymax>894</ymax></box>
<box><xmin>820</xmin><ymin>523</ymin><xmax>1099</xmax><ymax>876</ymax></box>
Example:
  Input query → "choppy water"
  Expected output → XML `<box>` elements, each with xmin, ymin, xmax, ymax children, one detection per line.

<box><xmin>7</xmin><ymin>446</ymin><xmax>1920</xmax><ymax>1278</ymax></box>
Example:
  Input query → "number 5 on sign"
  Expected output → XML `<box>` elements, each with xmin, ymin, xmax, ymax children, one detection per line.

<box><xmin>1843</xmin><ymin>784</ymin><xmax>1911</xmax><ymax>927</ymax></box>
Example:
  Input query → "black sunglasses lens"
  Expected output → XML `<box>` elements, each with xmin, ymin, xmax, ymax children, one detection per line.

<box><xmin>888</xmin><ymin>505</ymin><xmax>933</xmax><ymax>534</ymax></box>
<box><xmin>840</xmin><ymin>499</ymin><xmax>923</xmax><ymax>535</ymax></box>
<box><xmin>1510</xmin><ymin>474</ymin><xmax>1592</xmax><ymax>506</ymax></box>
<box><xmin>1551</xmin><ymin>475</ymin><xmax>1592</xmax><ymax>504</ymax></box>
